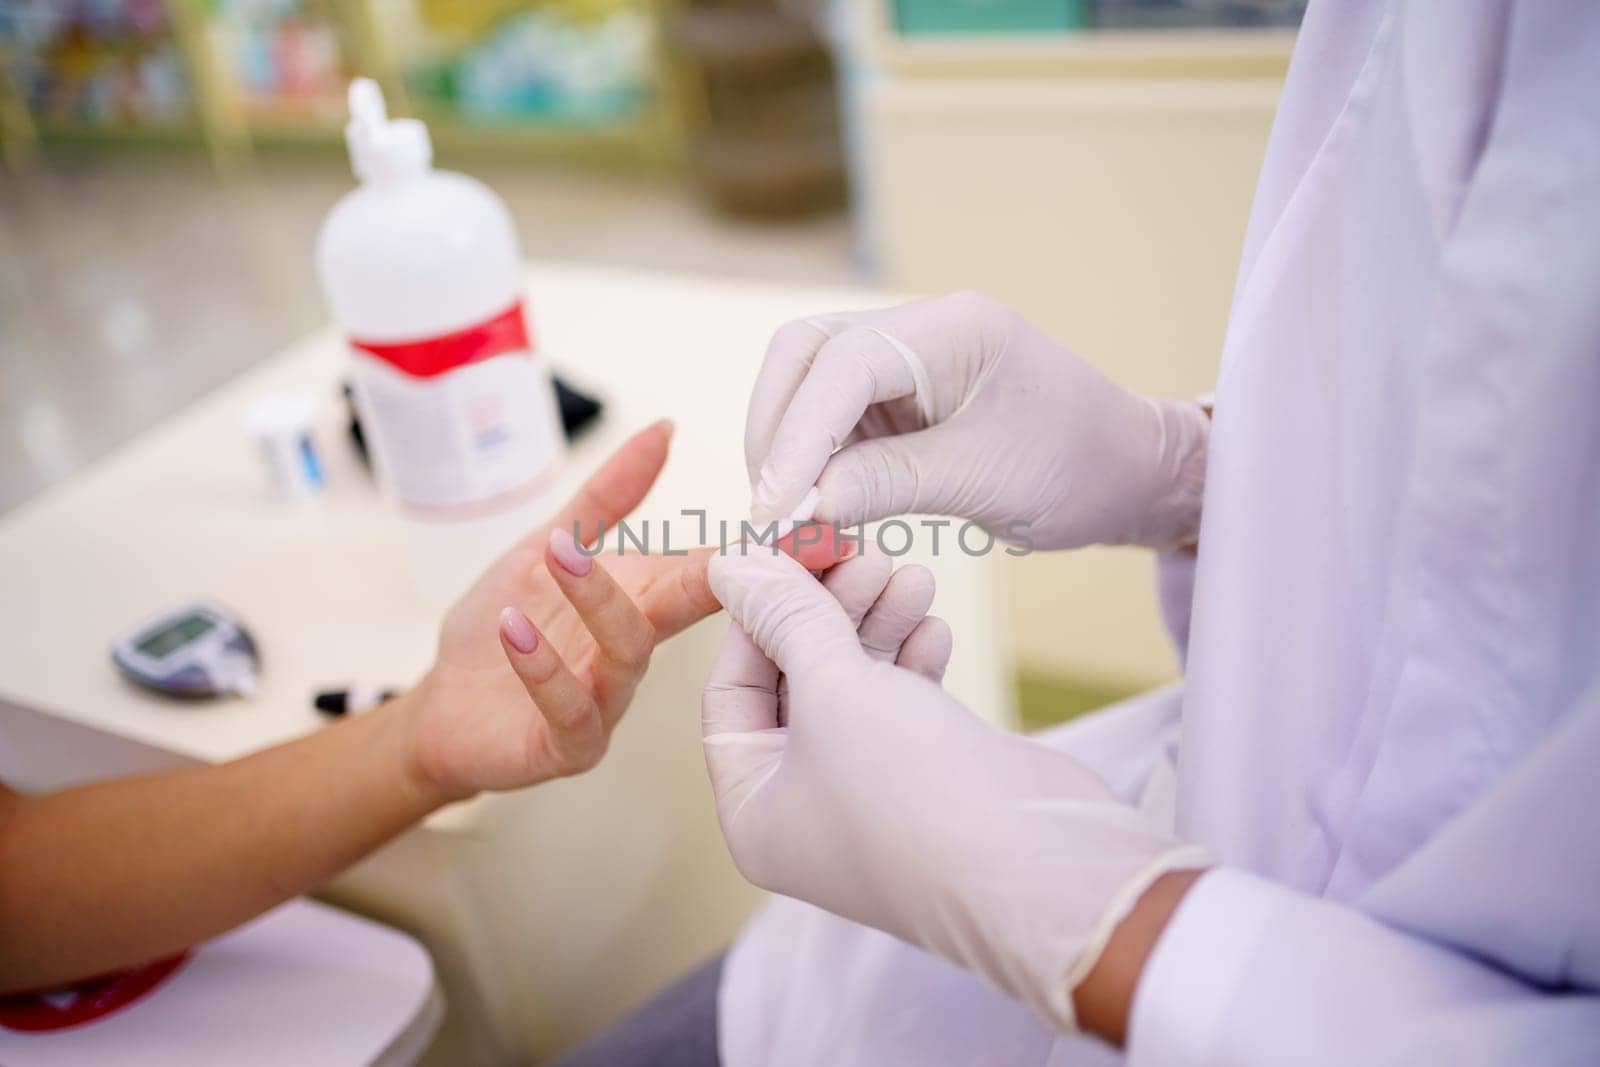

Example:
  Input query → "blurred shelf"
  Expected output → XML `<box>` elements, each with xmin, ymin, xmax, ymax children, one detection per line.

<box><xmin>233</xmin><ymin>94</ymin><xmax>349</xmax><ymax>138</ymax></box>
<box><xmin>869</xmin><ymin>27</ymin><xmax>1296</xmax><ymax>79</ymax></box>
<box><xmin>419</xmin><ymin>107</ymin><xmax>681</xmax><ymax>169</ymax></box>
<box><xmin>861</xmin><ymin>0</ymin><xmax>1296</xmax><ymax>79</ymax></box>
<box><xmin>190</xmin><ymin>102</ymin><xmax>681</xmax><ymax>167</ymax></box>
<box><xmin>390</xmin><ymin>0</ymin><xmax>678</xmax><ymax>167</ymax></box>
<box><xmin>234</xmin><ymin>114</ymin><xmax>341</xmax><ymax>144</ymax></box>
<box><xmin>33</xmin><ymin>116</ymin><xmax>204</xmax><ymax>145</ymax></box>
<box><xmin>0</xmin><ymin>0</ymin><xmax>687</xmax><ymax>171</ymax></box>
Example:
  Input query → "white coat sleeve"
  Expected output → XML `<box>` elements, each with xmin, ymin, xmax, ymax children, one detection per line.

<box><xmin>1128</xmin><ymin>692</ymin><xmax>1600</xmax><ymax>1066</ymax></box>
<box><xmin>1154</xmin><ymin>550</ymin><xmax>1197</xmax><ymax>668</ymax></box>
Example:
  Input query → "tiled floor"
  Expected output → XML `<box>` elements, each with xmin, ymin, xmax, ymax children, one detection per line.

<box><xmin>0</xmin><ymin>150</ymin><xmax>863</xmax><ymax>514</ymax></box>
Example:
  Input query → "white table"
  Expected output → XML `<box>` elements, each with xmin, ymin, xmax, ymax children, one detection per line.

<box><xmin>0</xmin><ymin>262</ymin><xmax>1015</xmax><ymax>1063</ymax></box>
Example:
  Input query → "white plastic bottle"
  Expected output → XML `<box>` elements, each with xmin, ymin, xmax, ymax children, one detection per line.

<box><xmin>317</xmin><ymin>79</ymin><xmax>563</xmax><ymax>518</ymax></box>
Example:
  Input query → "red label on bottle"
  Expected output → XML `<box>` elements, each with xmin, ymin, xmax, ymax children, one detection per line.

<box><xmin>349</xmin><ymin>301</ymin><xmax>533</xmax><ymax>379</ymax></box>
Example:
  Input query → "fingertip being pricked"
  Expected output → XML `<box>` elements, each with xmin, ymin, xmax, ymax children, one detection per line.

<box><xmin>781</xmin><ymin>522</ymin><xmax>852</xmax><ymax>572</ymax></box>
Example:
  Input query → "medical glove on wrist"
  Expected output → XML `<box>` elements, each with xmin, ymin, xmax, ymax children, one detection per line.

<box><xmin>702</xmin><ymin>548</ymin><xmax>1211</xmax><ymax>1032</ymax></box>
<box><xmin>744</xmin><ymin>292</ymin><xmax>1209</xmax><ymax>549</ymax></box>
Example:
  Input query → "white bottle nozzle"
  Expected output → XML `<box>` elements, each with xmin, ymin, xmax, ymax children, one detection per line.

<box><xmin>349</xmin><ymin>77</ymin><xmax>387</xmax><ymax>129</ymax></box>
<box><xmin>344</xmin><ymin>77</ymin><xmax>431</xmax><ymax>183</ymax></box>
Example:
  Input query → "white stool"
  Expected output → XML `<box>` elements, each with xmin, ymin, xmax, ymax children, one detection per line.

<box><xmin>0</xmin><ymin>899</ymin><xmax>442</xmax><ymax>1066</ymax></box>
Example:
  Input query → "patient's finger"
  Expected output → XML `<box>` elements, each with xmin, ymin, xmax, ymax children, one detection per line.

<box><xmin>499</xmin><ymin>607</ymin><xmax>606</xmax><ymax>773</ymax></box>
<box><xmin>896</xmin><ymin>615</ymin><xmax>953</xmax><ymax>683</ymax></box>
<box><xmin>546</xmin><ymin>527</ymin><xmax>654</xmax><ymax>724</ymax></box>
<box><xmin>549</xmin><ymin>420</ymin><xmax>674</xmax><ymax>547</ymax></box>
<box><xmin>638</xmin><ymin>524</ymin><xmax>853</xmax><ymax>644</ymax></box>
<box><xmin>858</xmin><ymin>564</ymin><xmax>936</xmax><ymax>661</ymax></box>
<box><xmin>772</xmin><ymin>522</ymin><xmax>853</xmax><ymax>571</ymax></box>
<box><xmin>638</xmin><ymin>547</ymin><xmax>720</xmax><ymax>639</ymax></box>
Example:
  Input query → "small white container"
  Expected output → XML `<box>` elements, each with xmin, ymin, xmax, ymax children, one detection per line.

<box><xmin>316</xmin><ymin>79</ymin><xmax>564</xmax><ymax>518</ymax></box>
<box><xmin>245</xmin><ymin>393</ymin><xmax>323</xmax><ymax>499</ymax></box>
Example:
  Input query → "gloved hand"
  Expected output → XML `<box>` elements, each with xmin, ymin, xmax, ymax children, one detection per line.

<box><xmin>702</xmin><ymin>547</ymin><xmax>1211</xmax><ymax>1032</ymax></box>
<box><xmin>744</xmin><ymin>292</ymin><xmax>1209</xmax><ymax>550</ymax></box>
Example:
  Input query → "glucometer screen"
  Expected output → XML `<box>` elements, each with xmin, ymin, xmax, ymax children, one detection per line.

<box><xmin>136</xmin><ymin>615</ymin><xmax>216</xmax><ymax>658</ymax></box>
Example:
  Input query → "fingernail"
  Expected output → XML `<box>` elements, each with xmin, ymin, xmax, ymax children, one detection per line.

<box><xmin>549</xmin><ymin>527</ymin><xmax>594</xmax><ymax>577</ymax></box>
<box><xmin>656</xmin><ymin>417</ymin><xmax>676</xmax><ymax>440</ymax></box>
<box><xmin>500</xmin><ymin>607</ymin><xmax>539</xmax><ymax>653</ymax></box>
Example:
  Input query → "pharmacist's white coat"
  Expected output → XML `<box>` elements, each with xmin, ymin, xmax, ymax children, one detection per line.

<box><xmin>717</xmin><ymin>2</ymin><xmax>1600</xmax><ymax>1063</ymax></box>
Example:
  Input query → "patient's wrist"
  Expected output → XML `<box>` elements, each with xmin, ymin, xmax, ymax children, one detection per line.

<box><xmin>385</xmin><ymin>680</ymin><xmax>473</xmax><ymax>812</ymax></box>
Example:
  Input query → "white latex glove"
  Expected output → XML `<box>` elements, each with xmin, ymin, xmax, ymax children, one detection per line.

<box><xmin>745</xmin><ymin>292</ymin><xmax>1209</xmax><ymax>550</ymax></box>
<box><xmin>702</xmin><ymin>547</ymin><xmax>1211</xmax><ymax>1032</ymax></box>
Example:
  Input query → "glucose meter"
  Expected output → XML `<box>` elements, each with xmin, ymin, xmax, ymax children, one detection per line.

<box><xmin>111</xmin><ymin>602</ymin><xmax>259</xmax><ymax>699</ymax></box>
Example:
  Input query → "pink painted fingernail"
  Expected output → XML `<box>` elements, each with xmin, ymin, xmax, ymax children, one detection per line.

<box><xmin>500</xmin><ymin>607</ymin><xmax>539</xmax><ymax>653</ymax></box>
<box><xmin>549</xmin><ymin>527</ymin><xmax>593</xmax><ymax>577</ymax></box>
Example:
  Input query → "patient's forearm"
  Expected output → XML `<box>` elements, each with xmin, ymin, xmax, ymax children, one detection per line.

<box><xmin>0</xmin><ymin>692</ymin><xmax>441</xmax><ymax>993</ymax></box>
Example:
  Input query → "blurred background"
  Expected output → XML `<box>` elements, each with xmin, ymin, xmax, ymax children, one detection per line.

<box><xmin>0</xmin><ymin>1</ymin><xmax>1305</xmax><ymax>1060</ymax></box>
<box><xmin>0</xmin><ymin>0</ymin><xmax>1303</xmax><ymax>724</ymax></box>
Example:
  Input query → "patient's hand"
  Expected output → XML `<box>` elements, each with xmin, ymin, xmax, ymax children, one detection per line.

<box><xmin>0</xmin><ymin>419</ymin><xmax>844</xmax><ymax>992</ymax></box>
<box><xmin>400</xmin><ymin>420</ymin><xmax>844</xmax><ymax>801</ymax></box>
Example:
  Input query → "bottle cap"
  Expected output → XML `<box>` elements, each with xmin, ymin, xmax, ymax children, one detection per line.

<box><xmin>345</xmin><ymin>78</ymin><xmax>432</xmax><ymax>183</ymax></box>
